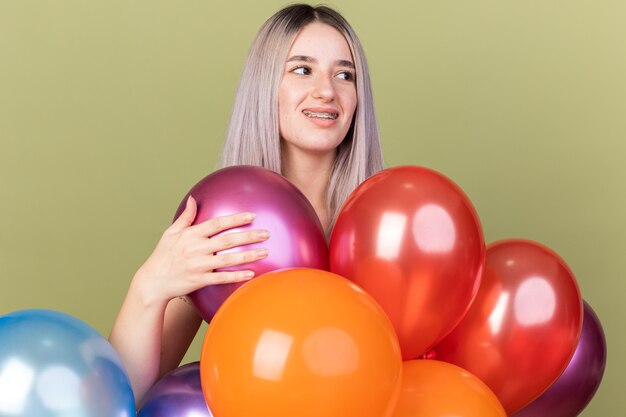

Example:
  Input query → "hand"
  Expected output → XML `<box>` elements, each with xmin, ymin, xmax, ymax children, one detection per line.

<box><xmin>133</xmin><ymin>196</ymin><xmax>270</xmax><ymax>306</ymax></box>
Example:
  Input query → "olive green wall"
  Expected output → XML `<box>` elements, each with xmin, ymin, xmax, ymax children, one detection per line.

<box><xmin>1</xmin><ymin>1</ymin><xmax>623</xmax><ymax>415</ymax></box>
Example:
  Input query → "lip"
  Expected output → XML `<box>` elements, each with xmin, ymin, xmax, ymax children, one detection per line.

<box><xmin>301</xmin><ymin>107</ymin><xmax>340</xmax><ymax>127</ymax></box>
<box><xmin>302</xmin><ymin>107</ymin><xmax>340</xmax><ymax>115</ymax></box>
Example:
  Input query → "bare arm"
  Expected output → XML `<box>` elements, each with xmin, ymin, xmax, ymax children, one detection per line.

<box><xmin>160</xmin><ymin>296</ymin><xmax>202</xmax><ymax>376</ymax></box>
<box><xmin>109</xmin><ymin>196</ymin><xmax>270</xmax><ymax>403</ymax></box>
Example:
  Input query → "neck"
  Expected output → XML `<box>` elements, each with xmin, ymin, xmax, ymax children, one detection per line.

<box><xmin>281</xmin><ymin>147</ymin><xmax>335</xmax><ymax>234</ymax></box>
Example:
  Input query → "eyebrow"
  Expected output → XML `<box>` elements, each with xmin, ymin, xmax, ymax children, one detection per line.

<box><xmin>286</xmin><ymin>55</ymin><xmax>355</xmax><ymax>69</ymax></box>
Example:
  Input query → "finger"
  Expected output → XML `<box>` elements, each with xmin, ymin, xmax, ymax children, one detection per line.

<box><xmin>184</xmin><ymin>229</ymin><xmax>270</xmax><ymax>256</ymax></box>
<box><xmin>199</xmin><ymin>270</ymin><xmax>256</xmax><ymax>286</ymax></box>
<box><xmin>197</xmin><ymin>248</ymin><xmax>268</xmax><ymax>271</ymax></box>
<box><xmin>167</xmin><ymin>195</ymin><xmax>197</xmax><ymax>234</ymax></box>
<box><xmin>208</xmin><ymin>229</ymin><xmax>270</xmax><ymax>252</ymax></box>
<box><xmin>190</xmin><ymin>212</ymin><xmax>256</xmax><ymax>237</ymax></box>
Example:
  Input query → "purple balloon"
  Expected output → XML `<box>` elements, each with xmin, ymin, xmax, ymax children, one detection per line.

<box><xmin>138</xmin><ymin>362</ymin><xmax>212</xmax><ymax>417</ymax></box>
<box><xmin>174</xmin><ymin>165</ymin><xmax>328</xmax><ymax>321</ymax></box>
<box><xmin>511</xmin><ymin>300</ymin><xmax>607</xmax><ymax>417</ymax></box>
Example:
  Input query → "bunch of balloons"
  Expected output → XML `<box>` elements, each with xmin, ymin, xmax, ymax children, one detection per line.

<box><xmin>1</xmin><ymin>164</ymin><xmax>605</xmax><ymax>417</ymax></box>
<box><xmin>173</xmin><ymin>165</ymin><xmax>605</xmax><ymax>417</ymax></box>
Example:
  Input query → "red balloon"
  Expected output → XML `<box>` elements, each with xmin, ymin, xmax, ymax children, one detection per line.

<box><xmin>173</xmin><ymin>166</ymin><xmax>328</xmax><ymax>322</ymax></box>
<box><xmin>329</xmin><ymin>166</ymin><xmax>485</xmax><ymax>360</ymax></box>
<box><xmin>435</xmin><ymin>239</ymin><xmax>583</xmax><ymax>415</ymax></box>
<box><xmin>511</xmin><ymin>300</ymin><xmax>606</xmax><ymax>417</ymax></box>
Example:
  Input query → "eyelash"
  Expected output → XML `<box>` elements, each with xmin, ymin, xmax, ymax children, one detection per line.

<box><xmin>337</xmin><ymin>71</ymin><xmax>355</xmax><ymax>81</ymax></box>
<box><xmin>290</xmin><ymin>65</ymin><xmax>311</xmax><ymax>75</ymax></box>
<box><xmin>289</xmin><ymin>65</ymin><xmax>355</xmax><ymax>81</ymax></box>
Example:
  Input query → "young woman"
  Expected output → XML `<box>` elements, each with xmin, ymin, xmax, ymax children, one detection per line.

<box><xmin>109</xmin><ymin>3</ymin><xmax>384</xmax><ymax>402</ymax></box>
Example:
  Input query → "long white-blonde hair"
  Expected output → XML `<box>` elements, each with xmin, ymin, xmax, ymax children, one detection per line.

<box><xmin>221</xmin><ymin>4</ymin><xmax>383</xmax><ymax>230</ymax></box>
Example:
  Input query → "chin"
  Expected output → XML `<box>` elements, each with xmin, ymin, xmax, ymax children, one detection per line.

<box><xmin>281</xmin><ymin>131</ymin><xmax>347</xmax><ymax>157</ymax></box>
<box><xmin>307</xmin><ymin>141</ymin><xmax>343</xmax><ymax>155</ymax></box>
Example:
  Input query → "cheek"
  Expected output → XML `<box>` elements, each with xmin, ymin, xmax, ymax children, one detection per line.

<box><xmin>342</xmin><ymin>88</ymin><xmax>358</xmax><ymax>118</ymax></box>
<box><xmin>341</xmin><ymin>84</ymin><xmax>357</xmax><ymax>112</ymax></box>
<box><xmin>277</xmin><ymin>89</ymin><xmax>291</xmax><ymax>129</ymax></box>
<box><xmin>278</xmin><ymin>87</ymin><xmax>300</xmax><ymax>119</ymax></box>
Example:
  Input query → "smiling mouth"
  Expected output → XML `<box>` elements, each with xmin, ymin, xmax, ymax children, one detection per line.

<box><xmin>303</xmin><ymin>110</ymin><xmax>338</xmax><ymax>120</ymax></box>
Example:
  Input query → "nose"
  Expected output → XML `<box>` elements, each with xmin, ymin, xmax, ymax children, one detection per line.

<box><xmin>311</xmin><ymin>74</ymin><xmax>335</xmax><ymax>102</ymax></box>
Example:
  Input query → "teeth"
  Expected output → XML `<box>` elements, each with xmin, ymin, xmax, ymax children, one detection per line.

<box><xmin>303</xmin><ymin>111</ymin><xmax>338</xmax><ymax>120</ymax></box>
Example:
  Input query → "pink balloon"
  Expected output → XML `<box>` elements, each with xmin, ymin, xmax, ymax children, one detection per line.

<box><xmin>173</xmin><ymin>166</ymin><xmax>328</xmax><ymax>321</ymax></box>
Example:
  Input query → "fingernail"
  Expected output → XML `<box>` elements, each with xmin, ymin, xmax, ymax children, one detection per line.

<box><xmin>258</xmin><ymin>230</ymin><xmax>270</xmax><ymax>240</ymax></box>
<box><xmin>243</xmin><ymin>213</ymin><xmax>255</xmax><ymax>222</ymax></box>
<box><xmin>256</xmin><ymin>249</ymin><xmax>269</xmax><ymax>258</ymax></box>
<box><xmin>243</xmin><ymin>271</ymin><xmax>254</xmax><ymax>279</ymax></box>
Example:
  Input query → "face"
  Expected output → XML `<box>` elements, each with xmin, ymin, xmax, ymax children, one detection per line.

<box><xmin>278</xmin><ymin>22</ymin><xmax>357</xmax><ymax>157</ymax></box>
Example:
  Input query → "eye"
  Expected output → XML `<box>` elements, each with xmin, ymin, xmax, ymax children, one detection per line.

<box><xmin>337</xmin><ymin>71</ymin><xmax>355</xmax><ymax>81</ymax></box>
<box><xmin>290</xmin><ymin>65</ymin><xmax>311</xmax><ymax>75</ymax></box>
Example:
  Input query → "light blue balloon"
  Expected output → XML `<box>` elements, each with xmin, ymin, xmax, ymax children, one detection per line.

<box><xmin>0</xmin><ymin>309</ymin><xmax>135</xmax><ymax>417</ymax></box>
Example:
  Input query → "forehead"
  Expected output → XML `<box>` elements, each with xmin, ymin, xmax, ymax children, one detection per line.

<box><xmin>287</xmin><ymin>22</ymin><xmax>353</xmax><ymax>62</ymax></box>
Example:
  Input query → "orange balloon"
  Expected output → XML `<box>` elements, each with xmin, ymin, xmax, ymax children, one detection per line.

<box><xmin>392</xmin><ymin>360</ymin><xmax>506</xmax><ymax>417</ymax></box>
<box><xmin>200</xmin><ymin>268</ymin><xmax>403</xmax><ymax>417</ymax></box>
